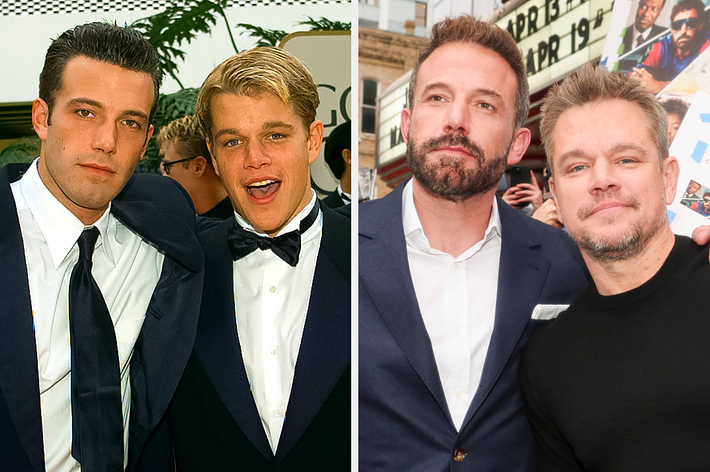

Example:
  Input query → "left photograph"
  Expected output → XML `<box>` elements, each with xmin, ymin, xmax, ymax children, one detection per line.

<box><xmin>0</xmin><ymin>0</ymin><xmax>351</xmax><ymax>470</ymax></box>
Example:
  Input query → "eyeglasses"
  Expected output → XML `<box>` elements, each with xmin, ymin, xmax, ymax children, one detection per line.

<box><xmin>161</xmin><ymin>156</ymin><xmax>196</xmax><ymax>175</ymax></box>
<box><xmin>704</xmin><ymin>198</ymin><xmax>710</xmax><ymax>204</ymax></box>
<box><xmin>671</xmin><ymin>17</ymin><xmax>700</xmax><ymax>31</ymax></box>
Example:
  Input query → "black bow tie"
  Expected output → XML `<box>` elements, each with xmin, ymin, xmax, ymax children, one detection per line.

<box><xmin>228</xmin><ymin>202</ymin><xmax>320</xmax><ymax>267</ymax></box>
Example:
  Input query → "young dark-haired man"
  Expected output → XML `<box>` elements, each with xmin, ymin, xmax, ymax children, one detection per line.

<box><xmin>322</xmin><ymin>120</ymin><xmax>352</xmax><ymax>208</ymax></box>
<box><xmin>0</xmin><ymin>22</ymin><xmax>202</xmax><ymax>472</ymax></box>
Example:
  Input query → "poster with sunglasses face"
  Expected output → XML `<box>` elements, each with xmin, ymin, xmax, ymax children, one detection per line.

<box><xmin>602</xmin><ymin>0</ymin><xmax>710</xmax><ymax>94</ymax></box>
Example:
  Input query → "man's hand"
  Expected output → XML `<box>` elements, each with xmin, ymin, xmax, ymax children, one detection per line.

<box><xmin>502</xmin><ymin>170</ymin><xmax>543</xmax><ymax>211</ymax></box>
<box><xmin>630</xmin><ymin>67</ymin><xmax>669</xmax><ymax>94</ymax></box>
<box><xmin>532</xmin><ymin>199</ymin><xmax>563</xmax><ymax>229</ymax></box>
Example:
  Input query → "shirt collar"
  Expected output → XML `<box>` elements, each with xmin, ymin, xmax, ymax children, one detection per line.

<box><xmin>233</xmin><ymin>189</ymin><xmax>321</xmax><ymax>242</ymax></box>
<box><xmin>337</xmin><ymin>184</ymin><xmax>351</xmax><ymax>202</ymax></box>
<box><xmin>17</xmin><ymin>159</ymin><xmax>115</xmax><ymax>269</ymax></box>
<box><xmin>401</xmin><ymin>179</ymin><xmax>502</xmax><ymax>260</ymax></box>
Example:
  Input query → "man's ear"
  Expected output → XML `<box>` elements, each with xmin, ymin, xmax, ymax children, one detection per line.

<box><xmin>193</xmin><ymin>156</ymin><xmax>208</xmax><ymax>177</ymax></box>
<box><xmin>308</xmin><ymin>120</ymin><xmax>325</xmax><ymax>165</ymax></box>
<box><xmin>548</xmin><ymin>175</ymin><xmax>564</xmax><ymax>225</ymax></box>
<box><xmin>506</xmin><ymin>127</ymin><xmax>532</xmax><ymax>166</ymax></box>
<box><xmin>401</xmin><ymin>108</ymin><xmax>412</xmax><ymax>144</ymax></box>
<box><xmin>342</xmin><ymin>149</ymin><xmax>351</xmax><ymax>165</ymax></box>
<box><xmin>663</xmin><ymin>156</ymin><xmax>680</xmax><ymax>205</ymax></box>
<box><xmin>32</xmin><ymin>98</ymin><xmax>50</xmax><ymax>141</ymax></box>
<box><xmin>206</xmin><ymin>139</ymin><xmax>220</xmax><ymax>177</ymax></box>
<box><xmin>139</xmin><ymin>124</ymin><xmax>154</xmax><ymax>160</ymax></box>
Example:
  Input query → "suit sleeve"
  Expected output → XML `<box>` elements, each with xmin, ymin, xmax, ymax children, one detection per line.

<box><xmin>519</xmin><ymin>345</ymin><xmax>584</xmax><ymax>472</ymax></box>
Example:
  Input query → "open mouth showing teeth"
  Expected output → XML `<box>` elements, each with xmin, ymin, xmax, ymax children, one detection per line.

<box><xmin>246</xmin><ymin>179</ymin><xmax>281</xmax><ymax>198</ymax></box>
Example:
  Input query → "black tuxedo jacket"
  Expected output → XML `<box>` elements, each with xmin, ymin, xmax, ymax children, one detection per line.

<box><xmin>359</xmin><ymin>183</ymin><xmax>590</xmax><ymax>471</ymax></box>
<box><xmin>0</xmin><ymin>165</ymin><xmax>203</xmax><ymax>472</ymax></box>
<box><xmin>622</xmin><ymin>23</ymin><xmax>666</xmax><ymax>55</ymax></box>
<box><xmin>322</xmin><ymin>190</ymin><xmax>347</xmax><ymax>209</ymax></box>
<box><xmin>162</xmin><ymin>202</ymin><xmax>351</xmax><ymax>471</ymax></box>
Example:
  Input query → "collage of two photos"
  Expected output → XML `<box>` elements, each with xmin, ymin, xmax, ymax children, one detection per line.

<box><xmin>3</xmin><ymin>0</ymin><xmax>710</xmax><ymax>470</ymax></box>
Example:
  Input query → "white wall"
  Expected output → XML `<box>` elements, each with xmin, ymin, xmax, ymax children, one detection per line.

<box><xmin>0</xmin><ymin>3</ymin><xmax>350</xmax><ymax>103</ymax></box>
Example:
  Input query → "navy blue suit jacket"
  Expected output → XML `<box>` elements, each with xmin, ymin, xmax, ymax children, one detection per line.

<box><xmin>359</xmin><ymin>182</ymin><xmax>589</xmax><ymax>471</ymax></box>
<box><xmin>0</xmin><ymin>165</ymin><xmax>203</xmax><ymax>472</ymax></box>
<box><xmin>164</xmin><ymin>202</ymin><xmax>351</xmax><ymax>471</ymax></box>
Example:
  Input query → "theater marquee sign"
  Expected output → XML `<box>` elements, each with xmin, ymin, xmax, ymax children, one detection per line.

<box><xmin>494</xmin><ymin>0</ymin><xmax>613</xmax><ymax>93</ymax></box>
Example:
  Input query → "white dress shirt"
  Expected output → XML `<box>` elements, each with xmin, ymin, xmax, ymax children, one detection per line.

<box><xmin>402</xmin><ymin>180</ymin><xmax>502</xmax><ymax>431</ymax></box>
<box><xmin>632</xmin><ymin>24</ymin><xmax>652</xmax><ymax>49</ymax></box>
<box><xmin>337</xmin><ymin>184</ymin><xmax>351</xmax><ymax>203</ymax></box>
<box><xmin>233</xmin><ymin>191</ymin><xmax>323</xmax><ymax>453</ymax></box>
<box><xmin>11</xmin><ymin>160</ymin><xmax>164</xmax><ymax>471</ymax></box>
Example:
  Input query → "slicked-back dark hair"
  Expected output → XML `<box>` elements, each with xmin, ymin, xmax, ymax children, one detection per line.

<box><xmin>39</xmin><ymin>22</ymin><xmax>162</xmax><ymax>123</ymax></box>
<box><xmin>408</xmin><ymin>15</ymin><xmax>530</xmax><ymax>130</ymax></box>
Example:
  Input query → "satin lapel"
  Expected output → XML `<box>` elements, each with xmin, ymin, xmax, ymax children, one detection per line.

<box><xmin>0</xmin><ymin>168</ymin><xmax>45</xmax><ymax>472</ymax></box>
<box><xmin>111</xmin><ymin>200</ymin><xmax>202</xmax><ymax>273</ymax></box>
<box><xmin>193</xmin><ymin>219</ymin><xmax>274</xmax><ymax>461</ymax></box>
<box><xmin>359</xmin><ymin>187</ymin><xmax>451</xmax><ymax>424</ymax></box>
<box><xmin>461</xmin><ymin>199</ymin><xmax>550</xmax><ymax>428</ymax></box>
<box><xmin>275</xmin><ymin>205</ymin><xmax>351</xmax><ymax>462</ymax></box>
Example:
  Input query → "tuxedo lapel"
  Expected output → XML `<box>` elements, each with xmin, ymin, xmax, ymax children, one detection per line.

<box><xmin>111</xmin><ymin>199</ymin><xmax>201</xmax><ymax>273</ymax></box>
<box><xmin>359</xmin><ymin>186</ymin><xmax>451</xmax><ymax>425</ymax></box>
<box><xmin>461</xmin><ymin>198</ymin><xmax>550</xmax><ymax>428</ymax></box>
<box><xmin>0</xmin><ymin>168</ymin><xmax>46</xmax><ymax>472</ymax></box>
<box><xmin>193</xmin><ymin>219</ymin><xmax>274</xmax><ymax>462</ymax></box>
<box><xmin>275</xmin><ymin>205</ymin><xmax>351</xmax><ymax>462</ymax></box>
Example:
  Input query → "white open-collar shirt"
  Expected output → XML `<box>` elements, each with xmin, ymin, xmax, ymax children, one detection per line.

<box><xmin>402</xmin><ymin>180</ymin><xmax>502</xmax><ymax>430</ymax></box>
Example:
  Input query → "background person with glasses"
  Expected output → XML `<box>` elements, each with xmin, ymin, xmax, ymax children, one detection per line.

<box><xmin>631</xmin><ymin>0</ymin><xmax>710</xmax><ymax>93</ymax></box>
<box><xmin>157</xmin><ymin>114</ymin><xmax>232</xmax><ymax>218</ymax></box>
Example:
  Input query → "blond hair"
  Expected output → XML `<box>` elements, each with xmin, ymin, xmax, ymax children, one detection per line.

<box><xmin>196</xmin><ymin>47</ymin><xmax>319</xmax><ymax>137</ymax></box>
<box><xmin>540</xmin><ymin>64</ymin><xmax>668</xmax><ymax>172</ymax></box>
<box><xmin>409</xmin><ymin>15</ymin><xmax>530</xmax><ymax>130</ymax></box>
<box><xmin>156</xmin><ymin>114</ymin><xmax>211</xmax><ymax>168</ymax></box>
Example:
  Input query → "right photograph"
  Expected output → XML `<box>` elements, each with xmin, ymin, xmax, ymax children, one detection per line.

<box><xmin>358</xmin><ymin>0</ymin><xmax>710</xmax><ymax>470</ymax></box>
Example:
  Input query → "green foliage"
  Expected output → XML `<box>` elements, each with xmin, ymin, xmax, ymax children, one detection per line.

<box><xmin>138</xmin><ymin>88</ymin><xmax>200</xmax><ymax>173</ymax></box>
<box><xmin>297</xmin><ymin>16</ymin><xmax>351</xmax><ymax>31</ymax></box>
<box><xmin>131</xmin><ymin>0</ymin><xmax>238</xmax><ymax>89</ymax></box>
<box><xmin>236</xmin><ymin>23</ymin><xmax>288</xmax><ymax>47</ymax></box>
<box><xmin>0</xmin><ymin>136</ymin><xmax>41</xmax><ymax>168</ymax></box>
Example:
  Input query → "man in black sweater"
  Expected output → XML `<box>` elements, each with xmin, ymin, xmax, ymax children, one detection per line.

<box><xmin>520</xmin><ymin>63</ymin><xmax>710</xmax><ymax>470</ymax></box>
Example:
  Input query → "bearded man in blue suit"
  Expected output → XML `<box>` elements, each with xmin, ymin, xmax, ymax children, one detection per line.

<box><xmin>358</xmin><ymin>16</ymin><xmax>590</xmax><ymax>471</ymax></box>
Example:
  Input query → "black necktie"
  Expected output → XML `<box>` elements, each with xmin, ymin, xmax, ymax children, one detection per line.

<box><xmin>228</xmin><ymin>202</ymin><xmax>320</xmax><ymax>267</ymax></box>
<box><xmin>69</xmin><ymin>227</ymin><xmax>123</xmax><ymax>472</ymax></box>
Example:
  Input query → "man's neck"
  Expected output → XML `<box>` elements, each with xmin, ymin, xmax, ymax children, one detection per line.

<box><xmin>194</xmin><ymin>176</ymin><xmax>229</xmax><ymax>214</ymax></box>
<box><xmin>412</xmin><ymin>178</ymin><xmax>495</xmax><ymax>258</ymax></box>
<box><xmin>583</xmin><ymin>226</ymin><xmax>676</xmax><ymax>296</ymax></box>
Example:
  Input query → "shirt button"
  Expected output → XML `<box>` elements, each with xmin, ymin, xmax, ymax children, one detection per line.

<box><xmin>454</xmin><ymin>325</ymin><xmax>462</xmax><ymax>332</ymax></box>
<box><xmin>455</xmin><ymin>390</ymin><xmax>463</xmax><ymax>398</ymax></box>
<box><xmin>274</xmin><ymin>408</ymin><xmax>284</xmax><ymax>417</ymax></box>
<box><xmin>453</xmin><ymin>448</ymin><xmax>466</xmax><ymax>462</ymax></box>
<box><xmin>270</xmin><ymin>346</ymin><xmax>278</xmax><ymax>355</ymax></box>
<box><xmin>270</xmin><ymin>286</ymin><xmax>277</xmax><ymax>293</ymax></box>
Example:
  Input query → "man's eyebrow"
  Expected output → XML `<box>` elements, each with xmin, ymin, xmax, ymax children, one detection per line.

<box><xmin>557</xmin><ymin>143</ymin><xmax>649</xmax><ymax>165</ymax></box>
<box><xmin>262</xmin><ymin>121</ymin><xmax>295</xmax><ymax>130</ymax></box>
<box><xmin>67</xmin><ymin>97</ymin><xmax>149</xmax><ymax>121</ymax></box>
<box><xmin>213</xmin><ymin>128</ymin><xmax>239</xmax><ymax>141</ymax></box>
<box><xmin>607</xmin><ymin>142</ymin><xmax>648</xmax><ymax>157</ymax></box>
<box><xmin>419</xmin><ymin>83</ymin><xmax>504</xmax><ymax>103</ymax></box>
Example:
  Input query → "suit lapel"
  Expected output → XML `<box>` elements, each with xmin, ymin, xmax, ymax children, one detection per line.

<box><xmin>461</xmin><ymin>198</ymin><xmax>550</xmax><ymax>428</ymax></box>
<box><xmin>275</xmin><ymin>204</ymin><xmax>351</xmax><ymax>462</ymax></box>
<box><xmin>359</xmin><ymin>185</ymin><xmax>452</xmax><ymax>425</ymax></box>
<box><xmin>0</xmin><ymin>168</ymin><xmax>46</xmax><ymax>472</ymax></box>
<box><xmin>193</xmin><ymin>219</ymin><xmax>274</xmax><ymax>462</ymax></box>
